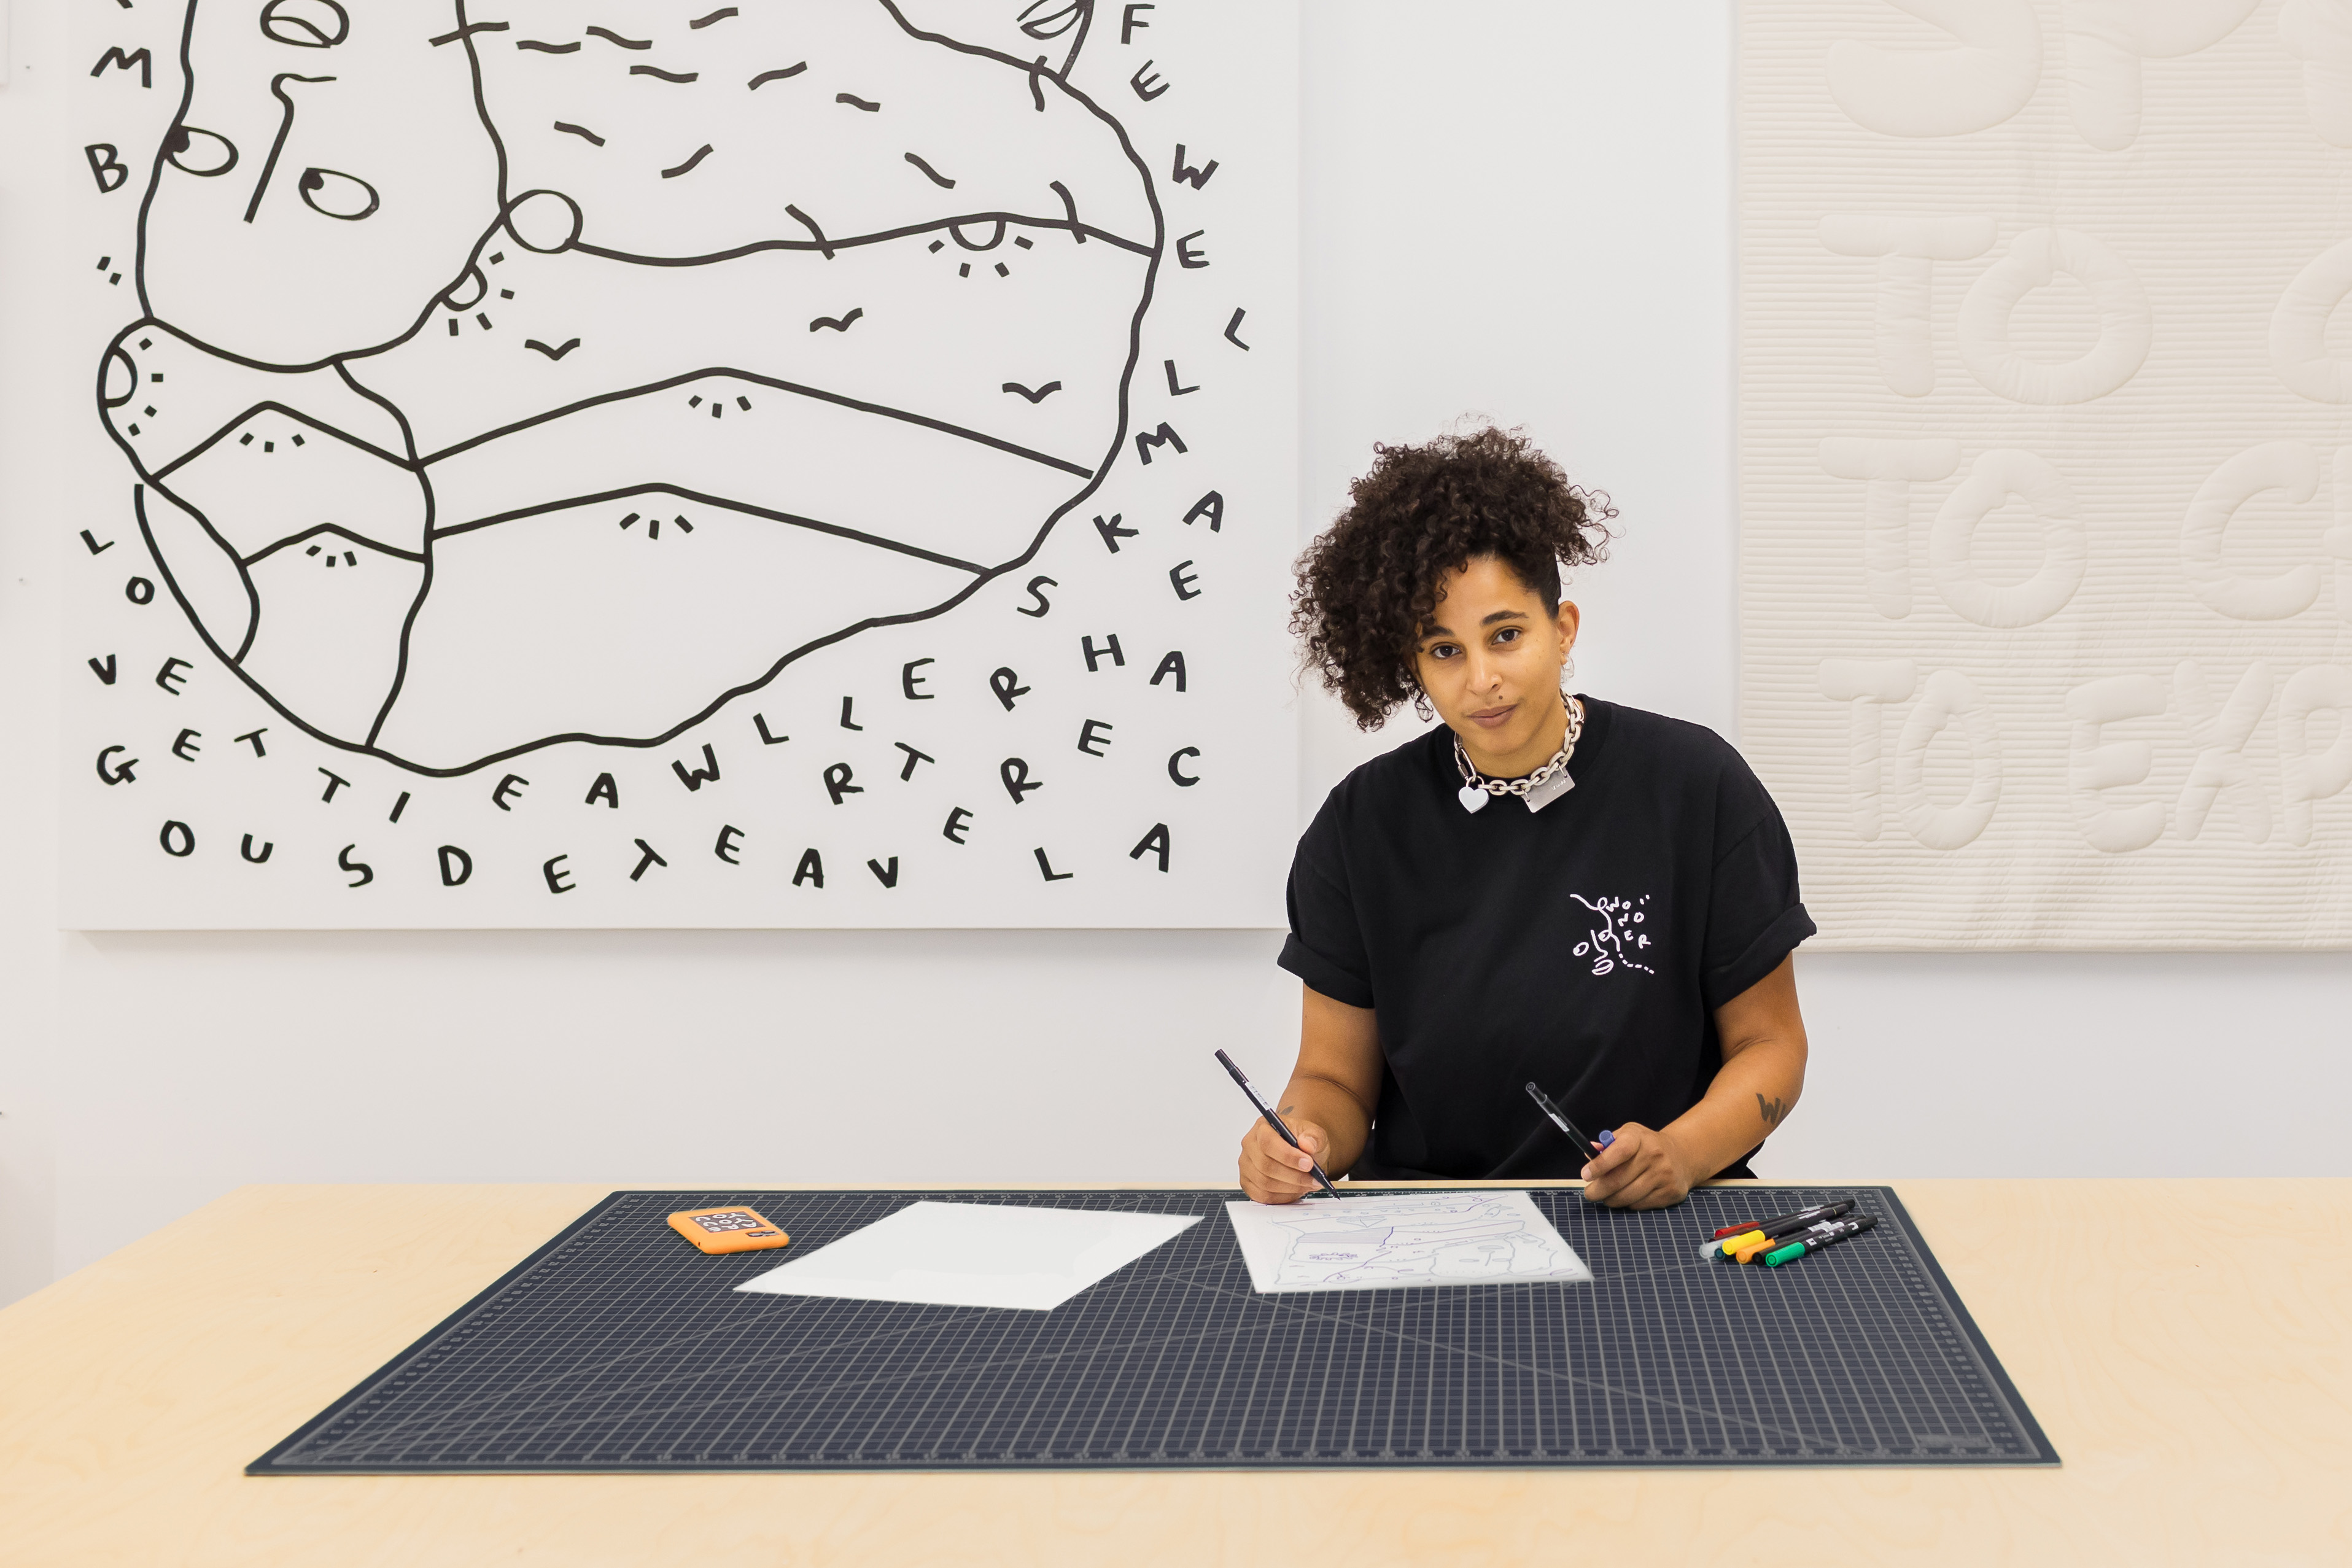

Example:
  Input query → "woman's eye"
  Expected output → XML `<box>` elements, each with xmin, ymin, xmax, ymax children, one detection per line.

<box><xmin>1429</xmin><ymin>643</ymin><xmax>1458</xmax><ymax>659</ymax></box>
<box><xmin>1495</xmin><ymin>627</ymin><xmax>1520</xmax><ymax>644</ymax></box>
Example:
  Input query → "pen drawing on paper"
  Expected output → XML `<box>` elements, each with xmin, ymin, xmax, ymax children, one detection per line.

<box><xmin>1223</xmin><ymin>1189</ymin><xmax>1592</xmax><ymax>1293</ymax></box>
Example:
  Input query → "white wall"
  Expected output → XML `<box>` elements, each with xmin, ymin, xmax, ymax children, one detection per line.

<box><xmin>4</xmin><ymin>2</ymin><xmax>2346</xmax><ymax>1308</ymax></box>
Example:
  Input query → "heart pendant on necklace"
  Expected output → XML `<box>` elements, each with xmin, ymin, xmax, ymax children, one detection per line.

<box><xmin>1457</xmin><ymin>785</ymin><xmax>1491</xmax><ymax>814</ymax></box>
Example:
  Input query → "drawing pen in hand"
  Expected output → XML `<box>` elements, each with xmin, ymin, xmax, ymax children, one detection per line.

<box><xmin>1215</xmin><ymin>1049</ymin><xmax>1341</xmax><ymax>1200</ymax></box>
<box><xmin>1524</xmin><ymin>1082</ymin><xmax>1613</xmax><ymax>1166</ymax></box>
<box><xmin>1761</xmin><ymin>1214</ymin><xmax>1879</xmax><ymax>1267</ymax></box>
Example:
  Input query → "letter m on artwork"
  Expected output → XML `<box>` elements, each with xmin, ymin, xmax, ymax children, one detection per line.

<box><xmin>91</xmin><ymin>48</ymin><xmax>154</xmax><ymax>88</ymax></box>
<box><xmin>1133</xmin><ymin>422</ymin><xmax>1187</xmax><ymax>464</ymax></box>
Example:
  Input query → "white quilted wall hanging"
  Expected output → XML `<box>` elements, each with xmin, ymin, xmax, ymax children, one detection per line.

<box><xmin>1741</xmin><ymin>0</ymin><xmax>2352</xmax><ymax>948</ymax></box>
<box><xmin>65</xmin><ymin>0</ymin><xmax>1297</xmax><ymax>928</ymax></box>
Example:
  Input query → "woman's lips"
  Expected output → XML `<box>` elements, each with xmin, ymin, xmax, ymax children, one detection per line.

<box><xmin>1467</xmin><ymin>702</ymin><xmax>1516</xmax><ymax>729</ymax></box>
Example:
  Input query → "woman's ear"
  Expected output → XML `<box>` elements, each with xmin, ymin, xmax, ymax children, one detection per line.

<box><xmin>1556</xmin><ymin>599</ymin><xmax>1582</xmax><ymax>654</ymax></box>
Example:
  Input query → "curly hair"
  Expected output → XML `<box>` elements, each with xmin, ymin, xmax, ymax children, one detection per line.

<box><xmin>1292</xmin><ymin>426</ymin><xmax>1614</xmax><ymax>729</ymax></box>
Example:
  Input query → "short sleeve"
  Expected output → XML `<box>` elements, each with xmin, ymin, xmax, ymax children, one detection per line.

<box><xmin>1276</xmin><ymin>802</ymin><xmax>1376</xmax><ymax>1010</ymax></box>
<box><xmin>1699</xmin><ymin>772</ymin><xmax>1816</xmax><ymax>1012</ymax></box>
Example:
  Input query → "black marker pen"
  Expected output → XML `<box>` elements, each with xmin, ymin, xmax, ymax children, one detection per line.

<box><xmin>1216</xmin><ymin>1050</ymin><xmax>1340</xmax><ymax>1200</ymax></box>
<box><xmin>1524</xmin><ymin>1082</ymin><xmax>1612</xmax><ymax>1163</ymax></box>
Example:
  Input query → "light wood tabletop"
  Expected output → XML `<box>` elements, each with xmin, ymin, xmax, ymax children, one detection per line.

<box><xmin>1</xmin><ymin>1179</ymin><xmax>2346</xmax><ymax>1566</ymax></box>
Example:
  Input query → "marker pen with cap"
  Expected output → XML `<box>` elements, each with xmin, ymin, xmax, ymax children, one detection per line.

<box><xmin>1761</xmin><ymin>1214</ymin><xmax>1880</xmax><ymax>1267</ymax></box>
<box><xmin>1699</xmin><ymin>1200</ymin><xmax>1856</xmax><ymax>1260</ymax></box>
<box><xmin>1709</xmin><ymin>1200</ymin><xmax>1853</xmax><ymax>1243</ymax></box>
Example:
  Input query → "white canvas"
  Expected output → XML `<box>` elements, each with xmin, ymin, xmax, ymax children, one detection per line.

<box><xmin>64</xmin><ymin>0</ymin><xmax>1297</xmax><ymax>928</ymax></box>
<box><xmin>735</xmin><ymin>1200</ymin><xmax>1201</xmax><ymax>1311</ymax></box>
<box><xmin>1740</xmin><ymin>0</ymin><xmax>2352</xmax><ymax>947</ymax></box>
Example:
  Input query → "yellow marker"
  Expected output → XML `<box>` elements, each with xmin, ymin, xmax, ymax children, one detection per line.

<box><xmin>1717</xmin><ymin>1229</ymin><xmax>1765</xmax><ymax>1259</ymax></box>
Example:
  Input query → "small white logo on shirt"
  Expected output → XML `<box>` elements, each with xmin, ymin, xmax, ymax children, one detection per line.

<box><xmin>1570</xmin><ymin>893</ymin><xmax>1655</xmax><ymax>976</ymax></box>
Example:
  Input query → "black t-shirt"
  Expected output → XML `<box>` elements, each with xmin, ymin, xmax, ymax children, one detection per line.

<box><xmin>1278</xmin><ymin>697</ymin><xmax>1815</xmax><ymax>1182</ymax></box>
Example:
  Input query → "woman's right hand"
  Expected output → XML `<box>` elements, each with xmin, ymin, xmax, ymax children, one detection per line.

<box><xmin>1238</xmin><ymin>1116</ymin><xmax>1333</xmax><ymax>1205</ymax></box>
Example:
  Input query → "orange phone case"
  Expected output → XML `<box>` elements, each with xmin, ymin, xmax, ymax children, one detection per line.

<box><xmin>668</xmin><ymin>1207</ymin><xmax>792</xmax><ymax>1255</ymax></box>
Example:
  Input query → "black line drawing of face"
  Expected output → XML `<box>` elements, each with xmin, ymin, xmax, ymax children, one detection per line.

<box><xmin>101</xmin><ymin>0</ymin><xmax>1160</xmax><ymax>776</ymax></box>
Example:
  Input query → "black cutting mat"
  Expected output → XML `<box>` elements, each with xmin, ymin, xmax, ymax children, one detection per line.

<box><xmin>249</xmin><ymin>1187</ymin><xmax>2055</xmax><ymax>1472</ymax></box>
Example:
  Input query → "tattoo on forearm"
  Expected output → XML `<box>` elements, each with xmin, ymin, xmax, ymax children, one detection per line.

<box><xmin>1756</xmin><ymin>1093</ymin><xmax>1787</xmax><ymax>1128</ymax></box>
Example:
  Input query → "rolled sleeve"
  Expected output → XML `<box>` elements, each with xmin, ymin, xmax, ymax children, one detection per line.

<box><xmin>1701</xmin><ymin>902</ymin><xmax>1815</xmax><ymax>1011</ymax></box>
<box><xmin>1278</xmin><ymin>933</ymin><xmax>1375</xmax><ymax>1009</ymax></box>
<box><xmin>1278</xmin><ymin>808</ymin><xmax>1375</xmax><ymax>1009</ymax></box>
<box><xmin>1699</xmin><ymin>803</ymin><xmax>1816</xmax><ymax>1012</ymax></box>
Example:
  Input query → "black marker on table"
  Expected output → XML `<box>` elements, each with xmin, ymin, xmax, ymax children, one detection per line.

<box><xmin>1215</xmin><ymin>1049</ymin><xmax>1341</xmax><ymax>1200</ymax></box>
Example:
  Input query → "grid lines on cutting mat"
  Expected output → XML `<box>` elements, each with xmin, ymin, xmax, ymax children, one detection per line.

<box><xmin>249</xmin><ymin>1187</ymin><xmax>2054</xmax><ymax>1472</ymax></box>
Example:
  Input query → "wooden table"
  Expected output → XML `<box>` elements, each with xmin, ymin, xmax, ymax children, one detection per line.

<box><xmin>2</xmin><ymin>1181</ymin><xmax>2346</xmax><ymax>1566</ymax></box>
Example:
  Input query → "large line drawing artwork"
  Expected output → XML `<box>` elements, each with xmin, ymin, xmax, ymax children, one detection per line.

<box><xmin>71</xmin><ymin>0</ymin><xmax>1297</xmax><ymax>929</ymax></box>
<box><xmin>98</xmin><ymin>0</ymin><xmax>1159</xmax><ymax>775</ymax></box>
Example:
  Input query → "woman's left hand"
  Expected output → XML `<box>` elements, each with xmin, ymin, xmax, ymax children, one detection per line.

<box><xmin>1578</xmin><ymin>1121</ymin><xmax>1694</xmax><ymax>1209</ymax></box>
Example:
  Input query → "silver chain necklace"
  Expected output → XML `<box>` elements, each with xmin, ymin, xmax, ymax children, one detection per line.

<box><xmin>1453</xmin><ymin>698</ymin><xmax>1584</xmax><ymax>815</ymax></box>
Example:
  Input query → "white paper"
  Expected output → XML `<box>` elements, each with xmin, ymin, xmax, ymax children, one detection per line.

<box><xmin>736</xmin><ymin>1201</ymin><xmax>1201</xmax><ymax>1312</ymax></box>
<box><xmin>1223</xmin><ymin>1190</ymin><xmax>1593</xmax><ymax>1293</ymax></box>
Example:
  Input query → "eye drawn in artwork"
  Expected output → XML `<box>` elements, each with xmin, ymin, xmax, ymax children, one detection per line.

<box><xmin>98</xmin><ymin>0</ymin><xmax>1157</xmax><ymax>775</ymax></box>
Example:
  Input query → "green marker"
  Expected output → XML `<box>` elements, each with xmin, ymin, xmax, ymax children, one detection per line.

<box><xmin>1762</xmin><ymin>1214</ymin><xmax>1879</xmax><ymax>1267</ymax></box>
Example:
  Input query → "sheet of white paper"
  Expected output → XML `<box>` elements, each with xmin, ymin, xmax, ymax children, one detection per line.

<box><xmin>1223</xmin><ymin>1190</ymin><xmax>1592</xmax><ymax>1293</ymax></box>
<box><xmin>736</xmin><ymin>1201</ymin><xmax>1201</xmax><ymax>1312</ymax></box>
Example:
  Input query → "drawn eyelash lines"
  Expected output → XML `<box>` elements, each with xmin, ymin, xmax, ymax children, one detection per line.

<box><xmin>837</xmin><ymin>93</ymin><xmax>882</xmax><ymax>112</ymax></box>
<box><xmin>586</xmin><ymin>26</ymin><xmax>652</xmax><ymax>50</ymax></box>
<box><xmin>618</xmin><ymin>511</ymin><xmax>696</xmax><ymax>539</ymax></box>
<box><xmin>631</xmin><ymin>64</ymin><xmax>697</xmax><ymax>83</ymax></box>
<box><xmin>688</xmin><ymin>7</ymin><xmax>739</xmax><ymax>28</ymax></box>
<box><xmin>553</xmin><ymin>121</ymin><xmax>605</xmax><ymax>146</ymax></box>
<box><xmin>747</xmin><ymin>63</ymin><xmax>807</xmax><ymax>88</ymax></box>
<box><xmin>661</xmin><ymin>144</ymin><xmax>715</xmax><ymax>179</ymax></box>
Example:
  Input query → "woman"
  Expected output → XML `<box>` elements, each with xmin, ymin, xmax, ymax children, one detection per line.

<box><xmin>1241</xmin><ymin>427</ymin><xmax>1814</xmax><ymax>1209</ymax></box>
